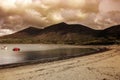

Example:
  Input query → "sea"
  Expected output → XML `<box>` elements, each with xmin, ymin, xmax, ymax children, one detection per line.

<box><xmin>0</xmin><ymin>44</ymin><xmax>97</xmax><ymax>65</ymax></box>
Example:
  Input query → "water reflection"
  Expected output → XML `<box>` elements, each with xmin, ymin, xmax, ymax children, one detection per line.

<box><xmin>0</xmin><ymin>47</ymin><xmax>97</xmax><ymax>65</ymax></box>
<box><xmin>24</xmin><ymin>48</ymin><xmax>96</xmax><ymax>60</ymax></box>
<box><xmin>0</xmin><ymin>52</ymin><xmax>25</xmax><ymax>65</ymax></box>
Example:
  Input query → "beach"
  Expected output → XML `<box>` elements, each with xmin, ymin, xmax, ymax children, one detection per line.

<box><xmin>0</xmin><ymin>45</ymin><xmax>120</xmax><ymax>80</ymax></box>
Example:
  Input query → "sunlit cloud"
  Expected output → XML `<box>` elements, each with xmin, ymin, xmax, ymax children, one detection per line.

<box><xmin>0</xmin><ymin>0</ymin><xmax>119</xmax><ymax>34</ymax></box>
<box><xmin>0</xmin><ymin>29</ymin><xmax>14</xmax><ymax>36</ymax></box>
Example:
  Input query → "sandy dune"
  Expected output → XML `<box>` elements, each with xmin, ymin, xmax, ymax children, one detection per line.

<box><xmin>0</xmin><ymin>45</ymin><xmax>120</xmax><ymax>80</ymax></box>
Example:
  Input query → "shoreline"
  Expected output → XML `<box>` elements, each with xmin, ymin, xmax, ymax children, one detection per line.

<box><xmin>0</xmin><ymin>47</ymin><xmax>109</xmax><ymax>69</ymax></box>
<box><xmin>0</xmin><ymin>45</ymin><xmax>119</xmax><ymax>80</ymax></box>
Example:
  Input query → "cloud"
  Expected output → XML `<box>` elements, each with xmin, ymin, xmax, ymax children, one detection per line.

<box><xmin>99</xmin><ymin>0</ymin><xmax>120</xmax><ymax>13</ymax></box>
<box><xmin>0</xmin><ymin>0</ymin><xmax>119</xmax><ymax>35</ymax></box>
<box><xmin>0</xmin><ymin>0</ymin><xmax>99</xmax><ymax>31</ymax></box>
<box><xmin>94</xmin><ymin>11</ymin><xmax>120</xmax><ymax>29</ymax></box>
<box><xmin>93</xmin><ymin>0</ymin><xmax>120</xmax><ymax>29</ymax></box>
<box><xmin>0</xmin><ymin>29</ymin><xmax>14</xmax><ymax>36</ymax></box>
<box><xmin>61</xmin><ymin>9</ymin><xmax>87</xmax><ymax>22</ymax></box>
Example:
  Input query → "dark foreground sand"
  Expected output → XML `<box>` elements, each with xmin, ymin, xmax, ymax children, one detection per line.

<box><xmin>0</xmin><ymin>45</ymin><xmax>120</xmax><ymax>80</ymax></box>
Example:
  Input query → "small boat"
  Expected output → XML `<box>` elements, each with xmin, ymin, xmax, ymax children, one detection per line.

<box><xmin>13</xmin><ymin>48</ymin><xmax>20</xmax><ymax>51</ymax></box>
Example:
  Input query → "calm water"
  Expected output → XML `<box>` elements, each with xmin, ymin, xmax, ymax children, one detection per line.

<box><xmin>0</xmin><ymin>44</ymin><xmax>98</xmax><ymax>65</ymax></box>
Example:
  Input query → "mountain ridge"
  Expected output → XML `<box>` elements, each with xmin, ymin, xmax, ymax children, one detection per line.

<box><xmin>0</xmin><ymin>22</ymin><xmax>120</xmax><ymax>44</ymax></box>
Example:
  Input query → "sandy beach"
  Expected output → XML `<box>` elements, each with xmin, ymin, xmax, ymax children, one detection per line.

<box><xmin>0</xmin><ymin>45</ymin><xmax>120</xmax><ymax>80</ymax></box>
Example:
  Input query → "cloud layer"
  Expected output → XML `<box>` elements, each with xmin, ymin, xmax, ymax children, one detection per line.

<box><xmin>0</xmin><ymin>0</ymin><xmax>119</xmax><ymax>33</ymax></box>
<box><xmin>0</xmin><ymin>0</ymin><xmax>99</xmax><ymax>30</ymax></box>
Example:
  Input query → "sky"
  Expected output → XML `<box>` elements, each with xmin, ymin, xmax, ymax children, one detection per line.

<box><xmin>0</xmin><ymin>0</ymin><xmax>120</xmax><ymax>35</ymax></box>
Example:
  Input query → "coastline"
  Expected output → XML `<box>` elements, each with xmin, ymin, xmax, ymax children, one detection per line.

<box><xmin>0</xmin><ymin>45</ymin><xmax>119</xmax><ymax>80</ymax></box>
<box><xmin>0</xmin><ymin>47</ymin><xmax>109</xmax><ymax>69</ymax></box>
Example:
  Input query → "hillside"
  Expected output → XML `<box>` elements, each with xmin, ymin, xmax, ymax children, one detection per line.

<box><xmin>85</xmin><ymin>25</ymin><xmax>120</xmax><ymax>45</ymax></box>
<box><xmin>102</xmin><ymin>25</ymin><xmax>120</xmax><ymax>38</ymax></box>
<box><xmin>0</xmin><ymin>23</ymin><xmax>120</xmax><ymax>45</ymax></box>
<box><xmin>1</xmin><ymin>27</ymin><xmax>42</xmax><ymax>38</ymax></box>
<box><xmin>0</xmin><ymin>22</ymin><xmax>98</xmax><ymax>44</ymax></box>
<box><xmin>35</xmin><ymin>22</ymin><xmax>98</xmax><ymax>43</ymax></box>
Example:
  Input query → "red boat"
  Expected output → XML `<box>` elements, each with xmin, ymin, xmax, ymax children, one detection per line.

<box><xmin>13</xmin><ymin>48</ymin><xmax>20</xmax><ymax>51</ymax></box>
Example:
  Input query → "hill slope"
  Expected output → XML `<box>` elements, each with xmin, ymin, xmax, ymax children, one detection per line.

<box><xmin>0</xmin><ymin>23</ymin><xmax>120</xmax><ymax>44</ymax></box>
<box><xmin>1</xmin><ymin>27</ymin><xmax>42</xmax><ymax>38</ymax></box>
<box><xmin>86</xmin><ymin>25</ymin><xmax>120</xmax><ymax>45</ymax></box>
<box><xmin>35</xmin><ymin>22</ymin><xmax>98</xmax><ymax>43</ymax></box>
<box><xmin>102</xmin><ymin>25</ymin><xmax>120</xmax><ymax>38</ymax></box>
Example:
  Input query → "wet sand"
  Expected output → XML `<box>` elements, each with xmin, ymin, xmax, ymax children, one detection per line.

<box><xmin>0</xmin><ymin>45</ymin><xmax>120</xmax><ymax>80</ymax></box>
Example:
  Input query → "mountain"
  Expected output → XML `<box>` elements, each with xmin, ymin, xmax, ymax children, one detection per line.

<box><xmin>89</xmin><ymin>25</ymin><xmax>120</xmax><ymax>45</ymax></box>
<box><xmin>0</xmin><ymin>22</ymin><xmax>120</xmax><ymax>44</ymax></box>
<box><xmin>102</xmin><ymin>25</ymin><xmax>120</xmax><ymax>38</ymax></box>
<box><xmin>1</xmin><ymin>27</ymin><xmax>42</xmax><ymax>38</ymax></box>
<box><xmin>42</xmin><ymin>22</ymin><xmax>96</xmax><ymax>34</ymax></box>
<box><xmin>35</xmin><ymin>22</ymin><xmax>98</xmax><ymax>43</ymax></box>
<box><xmin>0</xmin><ymin>22</ymin><xmax>98</xmax><ymax>44</ymax></box>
